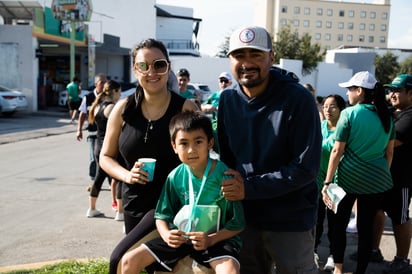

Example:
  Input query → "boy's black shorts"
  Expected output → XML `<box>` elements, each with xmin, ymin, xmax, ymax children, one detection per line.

<box><xmin>143</xmin><ymin>237</ymin><xmax>240</xmax><ymax>272</ymax></box>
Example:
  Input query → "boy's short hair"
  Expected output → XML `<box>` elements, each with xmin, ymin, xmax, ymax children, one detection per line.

<box><xmin>169</xmin><ymin>111</ymin><xmax>214</xmax><ymax>143</ymax></box>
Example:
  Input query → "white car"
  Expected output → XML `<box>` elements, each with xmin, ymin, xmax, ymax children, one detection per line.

<box><xmin>58</xmin><ymin>89</ymin><xmax>91</xmax><ymax>107</ymax></box>
<box><xmin>187</xmin><ymin>83</ymin><xmax>212</xmax><ymax>103</ymax></box>
<box><xmin>0</xmin><ymin>84</ymin><xmax>28</xmax><ymax>116</ymax></box>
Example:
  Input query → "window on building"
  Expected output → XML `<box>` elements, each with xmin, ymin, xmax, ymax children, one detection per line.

<box><xmin>315</xmin><ymin>33</ymin><xmax>321</xmax><ymax>40</ymax></box>
<box><xmin>326</xmin><ymin>21</ymin><xmax>332</xmax><ymax>28</ymax></box>
<box><xmin>347</xmin><ymin>35</ymin><xmax>353</xmax><ymax>42</ymax></box>
<box><xmin>382</xmin><ymin>12</ymin><xmax>388</xmax><ymax>19</ymax></box>
<box><xmin>348</xmin><ymin>22</ymin><xmax>353</xmax><ymax>29</ymax></box>
<box><xmin>325</xmin><ymin>33</ymin><xmax>331</xmax><ymax>41</ymax></box>
<box><xmin>381</xmin><ymin>24</ymin><xmax>387</xmax><ymax>31</ymax></box>
<box><xmin>280</xmin><ymin>19</ymin><xmax>287</xmax><ymax>25</ymax></box>
<box><xmin>281</xmin><ymin>6</ymin><xmax>287</xmax><ymax>13</ymax></box>
<box><xmin>359</xmin><ymin>35</ymin><xmax>365</xmax><ymax>42</ymax></box>
<box><xmin>338</xmin><ymin>22</ymin><xmax>344</xmax><ymax>29</ymax></box>
<box><xmin>339</xmin><ymin>10</ymin><xmax>345</xmax><ymax>17</ymax></box>
<box><xmin>360</xmin><ymin>23</ymin><xmax>365</xmax><ymax>30</ymax></box>
<box><xmin>294</xmin><ymin>7</ymin><xmax>300</xmax><ymax>14</ymax></box>
<box><xmin>293</xmin><ymin>19</ymin><xmax>299</xmax><ymax>27</ymax></box>
<box><xmin>368</xmin><ymin>36</ymin><xmax>374</xmax><ymax>43</ymax></box>
<box><xmin>370</xmin><ymin>11</ymin><xmax>376</xmax><ymax>19</ymax></box>
<box><xmin>380</xmin><ymin>36</ymin><xmax>386</xmax><ymax>43</ymax></box>
<box><xmin>360</xmin><ymin>11</ymin><xmax>366</xmax><ymax>18</ymax></box>
<box><xmin>304</xmin><ymin>7</ymin><xmax>310</xmax><ymax>15</ymax></box>
<box><xmin>369</xmin><ymin>24</ymin><xmax>375</xmax><ymax>31</ymax></box>
<box><xmin>349</xmin><ymin>10</ymin><xmax>355</xmax><ymax>17</ymax></box>
<box><xmin>303</xmin><ymin>20</ymin><xmax>310</xmax><ymax>27</ymax></box>
<box><xmin>316</xmin><ymin>21</ymin><xmax>322</xmax><ymax>28</ymax></box>
<box><xmin>338</xmin><ymin>34</ymin><xmax>343</xmax><ymax>41</ymax></box>
<box><xmin>326</xmin><ymin>9</ymin><xmax>333</xmax><ymax>16</ymax></box>
<box><xmin>317</xmin><ymin>8</ymin><xmax>323</xmax><ymax>15</ymax></box>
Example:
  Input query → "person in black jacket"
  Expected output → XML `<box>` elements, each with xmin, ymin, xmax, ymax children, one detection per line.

<box><xmin>218</xmin><ymin>26</ymin><xmax>321</xmax><ymax>274</ymax></box>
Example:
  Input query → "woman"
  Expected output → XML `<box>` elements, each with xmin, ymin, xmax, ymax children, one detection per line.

<box><xmin>99</xmin><ymin>38</ymin><xmax>198</xmax><ymax>273</ymax></box>
<box><xmin>315</xmin><ymin>94</ymin><xmax>346</xmax><ymax>272</ymax></box>
<box><xmin>322</xmin><ymin>71</ymin><xmax>394</xmax><ymax>274</ymax></box>
<box><xmin>86</xmin><ymin>80</ymin><xmax>122</xmax><ymax>220</ymax></box>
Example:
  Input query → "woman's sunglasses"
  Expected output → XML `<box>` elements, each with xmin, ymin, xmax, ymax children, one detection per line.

<box><xmin>134</xmin><ymin>59</ymin><xmax>169</xmax><ymax>76</ymax></box>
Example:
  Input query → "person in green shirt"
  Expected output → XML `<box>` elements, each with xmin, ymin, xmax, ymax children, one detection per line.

<box><xmin>201</xmin><ymin>72</ymin><xmax>233</xmax><ymax>154</ymax></box>
<box><xmin>66</xmin><ymin>76</ymin><xmax>81</xmax><ymax>122</ymax></box>
<box><xmin>121</xmin><ymin>111</ymin><xmax>245</xmax><ymax>274</ymax></box>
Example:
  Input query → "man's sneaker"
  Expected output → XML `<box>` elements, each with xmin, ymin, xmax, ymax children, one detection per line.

<box><xmin>86</xmin><ymin>208</ymin><xmax>103</xmax><ymax>218</ymax></box>
<box><xmin>323</xmin><ymin>255</ymin><xmax>334</xmax><ymax>272</ymax></box>
<box><xmin>349</xmin><ymin>249</ymin><xmax>384</xmax><ymax>263</ymax></box>
<box><xmin>112</xmin><ymin>201</ymin><xmax>118</xmax><ymax>211</ymax></box>
<box><xmin>384</xmin><ymin>256</ymin><xmax>410</xmax><ymax>273</ymax></box>
<box><xmin>115</xmin><ymin>212</ymin><xmax>124</xmax><ymax>221</ymax></box>
<box><xmin>346</xmin><ymin>218</ymin><xmax>357</xmax><ymax>233</ymax></box>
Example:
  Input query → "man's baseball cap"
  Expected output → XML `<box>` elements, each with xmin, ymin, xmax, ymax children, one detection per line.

<box><xmin>218</xmin><ymin>72</ymin><xmax>232</xmax><ymax>81</ymax></box>
<box><xmin>228</xmin><ymin>26</ymin><xmax>272</xmax><ymax>55</ymax></box>
<box><xmin>338</xmin><ymin>71</ymin><xmax>377</xmax><ymax>89</ymax></box>
<box><xmin>384</xmin><ymin>74</ymin><xmax>412</xmax><ymax>89</ymax></box>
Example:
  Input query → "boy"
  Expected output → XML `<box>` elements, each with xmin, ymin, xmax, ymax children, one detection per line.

<box><xmin>121</xmin><ymin>111</ymin><xmax>245</xmax><ymax>274</ymax></box>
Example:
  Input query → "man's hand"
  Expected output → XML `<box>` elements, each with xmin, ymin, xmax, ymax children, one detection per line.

<box><xmin>221</xmin><ymin>169</ymin><xmax>245</xmax><ymax>201</ymax></box>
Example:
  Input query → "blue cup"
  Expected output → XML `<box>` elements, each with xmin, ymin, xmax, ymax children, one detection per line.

<box><xmin>138</xmin><ymin>158</ymin><xmax>156</xmax><ymax>181</ymax></box>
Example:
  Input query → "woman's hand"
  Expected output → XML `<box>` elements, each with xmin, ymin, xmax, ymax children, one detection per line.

<box><xmin>124</xmin><ymin>161</ymin><xmax>149</xmax><ymax>184</ymax></box>
<box><xmin>321</xmin><ymin>185</ymin><xmax>334</xmax><ymax>210</ymax></box>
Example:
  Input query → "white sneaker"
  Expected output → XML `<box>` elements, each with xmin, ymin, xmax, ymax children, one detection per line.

<box><xmin>86</xmin><ymin>208</ymin><xmax>103</xmax><ymax>218</ymax></box>
<box><xmin>346</xmin><ymin>218</ymin><xmax>357</xmax><ymax>233</ymax></box>
<box><xmin>314</xmin><ymin>253</ymin><xmax>320</xmax><ymax>269</ymax></box>
<box><xmin>324</xmin><ymin>255</ymin><xmax>335</xmax><ymax>272</ymax></box>
<box><xmin>115</xmin><ymin>212</ymin><xmax>124</xmax><ymax>221</ymax></box>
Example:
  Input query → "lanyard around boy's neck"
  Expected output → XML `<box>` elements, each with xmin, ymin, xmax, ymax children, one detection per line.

<box><xmin>185</xmin><ymin>157</ymin><xmax>212</xmax><ymax>231</ymax></box>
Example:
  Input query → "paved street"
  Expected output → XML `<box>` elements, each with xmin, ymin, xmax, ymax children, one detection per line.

<box><xmin>0</xmin><ymin>110</ymin><xmax>410</xmax><ymax>273</ymax></box>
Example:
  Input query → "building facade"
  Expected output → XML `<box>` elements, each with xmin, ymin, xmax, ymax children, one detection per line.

<box><xmin>254</xmin><ymin>0</ymin><xmax>391</xmax><ymax>49</ymax></box>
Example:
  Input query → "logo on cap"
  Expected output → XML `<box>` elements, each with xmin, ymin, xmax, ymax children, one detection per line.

<box><xmin>239</xmin><ymin>29</ymin><xmax>256</xmax><ymax>44</ymax></box>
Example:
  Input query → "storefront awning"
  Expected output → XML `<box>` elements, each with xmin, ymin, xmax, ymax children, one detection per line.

<box><xmin>0</xmin><ymin>1</ymin><xmax>42</xmax><ymax>23</ymax></box>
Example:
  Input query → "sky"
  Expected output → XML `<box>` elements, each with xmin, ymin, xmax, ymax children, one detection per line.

<box><xmin>156</xmin><ymin>0</ymin><xmax>412</xmax><ymax>56</ymax></box>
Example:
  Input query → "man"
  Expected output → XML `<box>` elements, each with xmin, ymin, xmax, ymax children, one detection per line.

<box><xmin>218</xmin><ymin>26</ymin><xmax>321</xmax><ymax>274</ymax></box>
<box><xmin>201</xmin><ymin>71</ymin><xmax>233</xmax><ymax>154</ymax></box>
<box><xmin>66</xmin><ymin>76</ymin><xmax>81</xmax><ymax>123</ymax></box>
<box><xmin>373</xmin><ymin>74</ymin><xmax>412</xmax><ymax>273</ymax></box>
<box><xmin>76</xmin><ymin>73</ymin><xmax>107</xmax><ymax>188</ymax></box>
<box><xmin>176</xmin><ymin>68</ymin><xmax>200</xmax><ymax>102</ymax></box>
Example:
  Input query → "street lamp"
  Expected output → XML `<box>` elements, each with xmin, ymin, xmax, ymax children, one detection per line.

<box><xmin>51</xmin><ymin>0</ymin><xmax>93</xmax><ymax>79</ymax></box>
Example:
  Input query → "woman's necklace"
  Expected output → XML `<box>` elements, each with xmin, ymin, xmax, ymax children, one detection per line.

<box><xmin>142</xmin><ymin>91</ymin><xmax>170</xmax><ymax>143</ymax></box>
<box><xmin>143</xmin><ymin>120</ymin><xmax>154</xmax><ymax>143</ymax></box>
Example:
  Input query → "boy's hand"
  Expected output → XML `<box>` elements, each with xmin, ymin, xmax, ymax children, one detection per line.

<box><xmin>163</xmin><ymin>229</ymin><xmax>188</xmax><ymax>248</ymax></box>
<box><xmin>186</xmin><ymin>232</ymin><xmax>210</xmax><ymax>250</ymax></box>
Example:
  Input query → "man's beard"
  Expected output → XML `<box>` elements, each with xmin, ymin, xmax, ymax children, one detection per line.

<box><xmin>238</xmin><ymin>68</ymin><xmax>265</xmax><ymax>88</ymax></box>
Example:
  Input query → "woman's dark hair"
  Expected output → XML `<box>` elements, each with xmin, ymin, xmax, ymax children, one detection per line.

<box><xmin>89</xmin><ymin>80</ymin><xmax>121</xmax><ymax>124</ymax></box>
<box><xmin>362</xmin><ymin>82</ymin><xmax>392</xmax><ymax>133</ymax></box>
<box><xmin>169</xmin><ymin>111</ymin><xmax>214</xmax><ymax>143</ymax></box>
<box><xmin>322</xmin><ymin>94</ymin><xmax>347</xmax><ymax>111</ymax></box>
<box><xmin>123</xmin><ymin>39</ymin><xmax>170</xmax><ymax>122</ymax></box>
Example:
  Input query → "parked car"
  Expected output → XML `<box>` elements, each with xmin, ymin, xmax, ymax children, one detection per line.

<box><xmin>0</xmin><ymin>84</ymin><xmax>29</xmax><ymax>116</ymax></box>
<box><xmin>58</xmin><ymin>89</ymin><xmax>91</xmax><ymax>107</ymax></box>
<box><xmin>187</xmin><ymin>83</ymin><xmax>212</xmax><ymax>103</ymax></box>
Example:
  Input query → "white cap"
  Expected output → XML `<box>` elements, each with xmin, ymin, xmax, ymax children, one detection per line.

<box><xmin>338</xmin><ymin>71</ymin><xmax>377</xmax><ymax>89</ymax></box>
<box><xmin>218</xmin><ymin>72</ymin><xmax>232</xmax><ymax>81</ymax></box>
<box><xmin>228</xmin><ymin>26</ymin><xmax>272</xmax><ymax>55</ymax></box>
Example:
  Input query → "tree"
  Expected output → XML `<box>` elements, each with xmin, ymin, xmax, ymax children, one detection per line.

<box><xmin>273</xmin><ymin>25</ymin><xmax>326</xmax><ymax>75</ymax></box>
<box><xmin>215</xmin><ymin>33</ymin><xmax>230</xmax><ymax>58</ymax></box>
<box><xmin>399</xmin><ymin>54</ymin><xmax>412</xmax><ymax>75</ymax></box>
<box><xmin>374</xmin><ymin>51</ymin><xmax>399</xmax><ymax>84</ymax></box>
